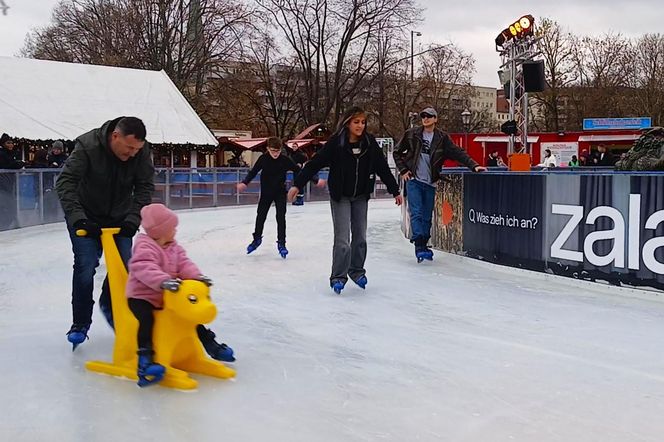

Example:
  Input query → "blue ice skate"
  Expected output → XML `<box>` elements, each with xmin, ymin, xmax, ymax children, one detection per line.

<box><xmin>66</xmin><ymin>323</ymin><xmax>90</xmax><ymax>351</ymax></box>
<box><xmin>330</xmin><ymin>279</ymin><xmax>346</xmax><ymax>294</ymax></box>
<box><xmin>353</xmin><ymin>275</ymin><xmax>368</xmax><ymax>289</ymax></box>
<box><xmin>198</xmin><ymin>327</ymin><xmax>235</xmax><ymax>362</ymax></box>
<box><xmin>136</xmin><ymin>349</ymin><xmax>165</xmax><ymax>387</ymax></box>
<box><xmin>246</xmin><ymin>236</ymin><xmax>262</xmax><ymax>254</ymax></box>
<box><xmin>415</xmin><ymin>246</ymin><xmax>432</xmax><ymax>263</ymax></box>
<box><xmin>277</xmin><ymin>242</ymin><xmax>288</xmax><ymax>259</ymax></box>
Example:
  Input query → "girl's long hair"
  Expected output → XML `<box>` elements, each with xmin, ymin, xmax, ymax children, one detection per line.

<box><xmin>334</xmin><ymin>106</ymin><xmax>369</xmax><ymax>147</ymax></box>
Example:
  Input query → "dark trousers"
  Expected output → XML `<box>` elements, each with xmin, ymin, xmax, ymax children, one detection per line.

<box><xmin>67</xmin><ymin>225</ymin><xmax>132</xmax><ymax>325</ymax></box>
<box><xmin>128</xmin><ymin>298</ymin><xmax>155</xmax><ymax>350</ymax></box>
<box><xmin>329</xmin><ymin>196</ymin><xmax>368</xmax><ymax>283</ymax></box>
<box><xmin>253</xmin><ymin>191</ymin><xmax>287</xmax><ymax>244</ymax></box>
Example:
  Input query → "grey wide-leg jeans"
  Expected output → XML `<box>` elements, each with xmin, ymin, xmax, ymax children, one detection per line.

<box><xmin>330</xmin><ymin>196</ymin><xmax>368</xmax><ymax>283</ymax></box>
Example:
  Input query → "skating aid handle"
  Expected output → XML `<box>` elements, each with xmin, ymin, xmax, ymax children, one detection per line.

<box><xmin>76</xmin><ymin>227</ymin><xmax>121</xmax><ymax>237</ymax></box>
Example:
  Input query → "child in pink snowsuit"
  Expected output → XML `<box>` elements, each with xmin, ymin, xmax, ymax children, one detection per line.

<box><xmin>126</xmin><ymin>203</ymin><xmax>233</xmax><ymax>386</ymax></box>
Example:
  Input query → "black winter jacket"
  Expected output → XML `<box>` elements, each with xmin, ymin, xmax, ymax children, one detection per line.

<box><xmin>294</xmin><ymin>130</ymin><xmax>399</xmax><ymax>201</ymax></box>
<box><xmin>0</xmin><ymin>147</ymin><xmax>24</xmax><ymax>169</ymax></box>
<box><xmin>55</xmin><ymin>118</ymin><xmax>155</xmax><ymax>228</ymax></box>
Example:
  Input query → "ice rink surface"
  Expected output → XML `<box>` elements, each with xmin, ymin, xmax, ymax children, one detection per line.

<box><xmin>1</xmin><ymin>199</ymin><xmax>664</xmax><ymax>442</ymax></box>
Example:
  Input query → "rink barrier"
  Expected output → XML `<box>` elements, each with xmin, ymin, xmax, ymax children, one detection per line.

<box><xmin>0</xmin><ymin>167</ymin><xmax>398</xmax><ymax>231</ymax></box>
<box><xmin>400</xmin><ymin>168</ymin><xmax>664</xmax><ymax>291</ymax></box>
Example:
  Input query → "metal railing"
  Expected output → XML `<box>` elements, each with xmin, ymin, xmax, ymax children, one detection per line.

<box><xmin>0</xmin><ymin>167</ymin><xmax>399</xmax><ymax>231</ymax></box>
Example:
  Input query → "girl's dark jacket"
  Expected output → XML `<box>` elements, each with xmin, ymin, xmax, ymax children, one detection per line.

<box><xmin>294</xmin><ymin>129</ymin><xmax>400</xmax><ymax>201</ymax></box>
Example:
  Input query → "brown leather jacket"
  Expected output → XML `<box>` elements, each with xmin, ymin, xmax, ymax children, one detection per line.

<box><xmin>393</xmin><ymin>126</ymin><xmax>478</xmax><ymax>184</ymax></box>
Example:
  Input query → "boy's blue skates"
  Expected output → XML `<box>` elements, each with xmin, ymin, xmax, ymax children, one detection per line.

<box><xmin>247</xmin><ymin>236</ymin><xmax>262</xmax><ymax>254</ymax></box>
<box><xmin>277</xmin><ymin>242</ymin><xmax>288</xmax><ymax>259</ymax></box>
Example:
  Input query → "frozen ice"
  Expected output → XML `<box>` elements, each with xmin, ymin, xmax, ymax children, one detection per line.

<box><xmin>1</xmin><ymin>200</ymin><xmax>664</xmax><ymax>441</ymax></box>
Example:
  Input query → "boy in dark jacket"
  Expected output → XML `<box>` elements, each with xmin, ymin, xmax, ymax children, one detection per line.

<box><xmin>393</xmin><ymin>107</ymin><xmax>485</xmax><ymax>262</ymax></box>
<box><xmin>288</xmin><ymin>106</ymin><xmax>402</xmax><ymax>294</ymax></box>
<box><xmin>237</xmin><ymin>137</ymin><xmax>319</xmax><ymax>258</ymax></box>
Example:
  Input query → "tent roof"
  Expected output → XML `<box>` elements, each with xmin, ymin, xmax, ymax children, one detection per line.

<box><xmin>286</xmin><ymin>139</ymin><xmax>317</xmax><ymax>149</ymax></box>
<box><xmin>232</xmin><ymin>138</ymin><xmax>268</xmax><ymax>150</ymax></box>
<box><xmin>0</xmin><ymin>57</ymin><xmax>218</xmax><ymax>146</ymax></box>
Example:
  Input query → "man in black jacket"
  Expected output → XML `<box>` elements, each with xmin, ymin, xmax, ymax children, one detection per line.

<box><xmin>56</xmin><ymin>117</ymin><xmax>154</xmax><ymax>347</ymax></box>
<box><xmin>0</xmin><ymin>133</ymin><xmax>25</xmax><ymax>229</ymax></box>
<box><xmin>56</xmin><ymin>117</ymin><xmax>235</xmax><ymax>359</ymax></box>
<box><xmin>393</xmin><ymin>107</ymin><xmax>485</xmax><ymax>262</ymax></box>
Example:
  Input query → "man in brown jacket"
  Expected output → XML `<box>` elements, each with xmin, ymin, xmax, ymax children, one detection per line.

<box><xmin>393</xmin><ymin>107</ymin><xmax>485</xmax><ymax>262</ymax></box>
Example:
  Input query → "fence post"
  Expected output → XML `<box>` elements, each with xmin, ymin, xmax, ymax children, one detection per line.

<box><xmin>212</xmin><ymin>168</ymin><xmax>218</xmax><ymax>207</ymax></box>
<box><xmin>38</xmin><ymin>171</ymin><xmax>44</xmax><ymax>223</ymax></box>
<box><xmin>236</xmin><ymin>169</ymin><xmax>240</xmax><ymax>205</ymax></box>
<box><xmin>165</xmin><ymin>169</ymin><xmax>171</xmax><ymax>207</ymax></box>
<box><xmin>188</xmin><ymin>170</ymin><xmax>193</xmax><ymax>209</ymax></box>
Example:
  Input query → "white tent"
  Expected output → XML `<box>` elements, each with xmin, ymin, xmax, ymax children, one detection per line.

<box><xmin>0</xmin><ymin>57</ymin><xmax>217</xmax><ymax>146</ymax></box>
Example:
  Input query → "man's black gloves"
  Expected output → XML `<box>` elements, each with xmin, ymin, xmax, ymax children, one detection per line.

<box><xmin>73</xmin><ymin>219</ymin><xmax>102</xmax><ymax>238</ymax></box>
<box><xmin>118</xmin><ymin>221</ymin><xmax>139</xmax><ymax>238</ymax></box>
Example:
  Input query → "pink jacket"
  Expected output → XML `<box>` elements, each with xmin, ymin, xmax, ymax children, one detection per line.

<box><xmin>126</xmin><ymin>233</ymin><xmax>202</xmax><ymax>308</ymax></box>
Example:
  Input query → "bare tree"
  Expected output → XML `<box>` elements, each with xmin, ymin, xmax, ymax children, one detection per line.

<box><xmin>255</xmin><ymin>0</ymin><xmax>420</xmax><ymax>128</ymax></box>
<box><xmin>626</xmin><ymin>34</ymin><xmax>664</xmax><ymax>126</ymax></box>
<box><xmin>416</xmin><ymin>43</ymin><xmax>475</xmax><ymax>132</ymax></box>
<box><xmin>22</xmin><ymin>0</ymin><xmax>254</xmax><ymax>112</ymax></box>
<box><xmin>208</xmin><ymin>34</ymin><xmax>304</xmax><ymax>138</ymax></box>
<box><xmin>569</xmin><ymin>32</ymin><xmax>633</xmax><ymax>123</ymax></box>
<box><xmin>531</xmin><ymin>17</ymin><xmax>577</xmax><ymax>132</ymax></box>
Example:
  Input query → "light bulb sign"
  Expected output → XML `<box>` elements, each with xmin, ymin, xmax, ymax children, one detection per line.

<box><xmin>495</xmin><ymin>15</ymin><xmax>535</xmax><ymax>47</ymax></box>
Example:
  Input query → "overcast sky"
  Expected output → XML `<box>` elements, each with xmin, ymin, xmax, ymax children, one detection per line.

<box><xmin>1</xmin><ymin>0</ymin><xmax>663</xmax><ymax>87</ymax></box>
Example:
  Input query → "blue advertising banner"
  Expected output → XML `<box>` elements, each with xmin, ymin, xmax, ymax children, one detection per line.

<box><xmin>424</xmin><ymin>170</ymin><xmax>664</xmax><ymax>290</ymax></box>
<box><xmin>545</xmin><ymin>174</ymin><xmax>664</xmax><ymax>286</ymax></box>
<box><xmin>462</xmin><ymin>174</ymin><xmax>545</xmax><ymax>267</ymax></box>
<box><xmin>583</xmin><ymin>117</ymin><xmax>651</xmax><ymax>131</ymax></box>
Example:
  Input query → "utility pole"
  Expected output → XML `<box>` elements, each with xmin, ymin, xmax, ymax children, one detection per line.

<box><xmin>410</xmin><ymin>30</ymin><xmax>421</xmax><ymax>81</ymax></box>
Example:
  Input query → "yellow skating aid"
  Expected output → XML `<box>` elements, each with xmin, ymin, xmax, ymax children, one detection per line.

<box><xmin>85</xmin><ymin>228</ymin><xmax>236</xmax><ymax>389</ymax></box>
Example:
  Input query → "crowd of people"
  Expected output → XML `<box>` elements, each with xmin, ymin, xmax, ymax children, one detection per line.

<box><xmin>0</xmin><ymin>135</ymin><xmax>69</xmax><ymax>229</ymax></box>
<box><xmin>0</xmin><ymin>134</ymin><xmax>69</xmax><ymax>169</ymax></box>
<box><xmin>485</xmin><ymin>144</ymin><xmax>620</xmax><ymax>169</ymax></box>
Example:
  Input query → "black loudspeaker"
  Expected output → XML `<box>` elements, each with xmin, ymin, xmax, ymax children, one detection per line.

<box><xmin>522</xmin><ymin>60</ymin><xmax>546</xmax><ymax>92</ymax></box>
<box><xmin>504</xmin><ymin>81</ymin><xmax>510</xmax><ymax>99</ymax></box>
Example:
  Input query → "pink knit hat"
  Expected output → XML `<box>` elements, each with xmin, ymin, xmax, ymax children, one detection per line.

<box><xmin>140</xmin><ymin>203</ymin><xmax>178</xmax><ymax>239</ymax></box>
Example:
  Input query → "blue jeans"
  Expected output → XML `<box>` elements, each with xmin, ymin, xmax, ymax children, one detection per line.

<box><xmin>406</xmin><ymin>179</ymin><xmax>436</xmax><ymax>243</ymax></box>
<box><xmin>67</xmin><ymin>226</ymin><xmax>132</xmax><ymax>326</ymax></box>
